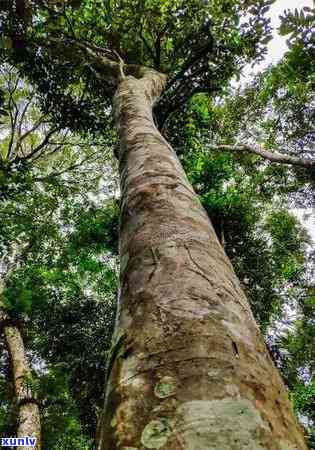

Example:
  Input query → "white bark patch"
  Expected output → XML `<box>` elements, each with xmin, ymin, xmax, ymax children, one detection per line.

<box><xmin>121</xmin><ymin>252</ymin><xmax>130</xmax><ymax>273</ymax></box>
<box><xmin>176</xmin><ymin>399</ymin><xmax>271</xmax><ymax>449</ymax></box>
<box><xmin>141</xmin><ymin>418</ymin><xmax>171</xmax><ymax>449</ymax></box>
<box><xmin>158</xmin><ymin>297</ymin><xmax>212</xmax><ymax>319</ymax></box>
<box><xmin>119</xmin><ymin>355</ymin><xmax>142</xmax><ymax>386</ymax></box>
<box><xmin>221</xmin><ymin>319</ymin><xmax>255</xmax><ymax>350</ymax></box>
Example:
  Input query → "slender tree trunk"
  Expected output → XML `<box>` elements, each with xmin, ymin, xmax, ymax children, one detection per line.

<box><xmin>3</xmin><ymin>322</ymin><xmax>41</xmax><ymax>449</ymax></box>
<box><xmin>98</xmin><ymin>72</ymin><xmax>307</xmax><ymax>450</ymax></box>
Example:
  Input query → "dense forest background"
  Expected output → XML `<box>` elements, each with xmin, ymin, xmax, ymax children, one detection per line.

<box><xmin>0</xmin><ymin>0</ymin><xmax>314</xmax><ymax>449</ymax></box>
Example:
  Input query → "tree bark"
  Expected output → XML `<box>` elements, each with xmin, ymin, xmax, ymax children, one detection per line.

<box><xmin>97</xmin><ymin>72</ymin><xmax>307</xmax><ymax>450</ymax></box>
<box><xmin>3</xmin><ymin>322</ymin><xmax>41</xmax><ymax>449</ymax></box>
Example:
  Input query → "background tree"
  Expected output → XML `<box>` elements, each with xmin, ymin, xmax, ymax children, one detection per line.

<box><xmin>0</xmin><ymin>66</ymin><xmax>118</xmax><ymax>448</ymax></box>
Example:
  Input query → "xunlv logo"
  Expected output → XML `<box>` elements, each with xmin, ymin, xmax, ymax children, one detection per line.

<box><xmin>1</xmin><ymin>436</ymin><xmax>37</xmax><ymax>447</ymax></box>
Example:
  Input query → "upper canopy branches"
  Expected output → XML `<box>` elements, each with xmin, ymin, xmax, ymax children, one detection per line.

<box><xmin>0</xmin><ymin>0</ymin><xmax>275</xmax><ymax>133</ymax></box>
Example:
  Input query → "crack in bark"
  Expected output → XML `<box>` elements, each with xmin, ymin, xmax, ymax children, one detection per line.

<box><xmin>232</xmin><ymin>341</ymin><xmax>240</xmax><ymax>359</ymax></box>
<box><xmin>121</xmin><ymin>172</ymin><xmax>196</xmax><ymax>199</ymax></box>
<box><xmin>148</xmin><ymin>248</ymin><xmax>159</xmax><ymax>282</ymax></box>
<box><xmin>184</xmin><ymin>246</ymin><xmax>253</xmax><ymax>321</ymax></box>
<box><xmin>113</xmin><ymin>356</ymin><xmax>234</xmax><ymax>390</ymax></box>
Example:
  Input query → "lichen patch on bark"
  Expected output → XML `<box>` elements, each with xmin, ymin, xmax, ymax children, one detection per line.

<box><xmin>154</xmin><ymin>376</ymin><xmax>177</xmax><ymax>399</ymax></box>
<box><xmin>141</xmin><ymin>418</ymin><xmax>172</xmax><ymax>449</ymax></box>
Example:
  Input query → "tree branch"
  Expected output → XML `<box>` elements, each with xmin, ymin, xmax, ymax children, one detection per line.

<box><xmin>17</xmin><ymin>96</ymin><xmax>34</xmax><ymax>142</ymax></box>
<box><xmin>211</xmin><ymin>143</ymin><xmax>315</xmax><ymax>169</ymax></box>
<box><xmin>17</xmin><ymin>113</ymin><xmax>49</xmax><ymax>150</ymax></box>
<box><xmin>50</xmin><ymin>35</ymin><xmax>165</xmax><ymax>89</ymax></box>
<box><xmin>14</xmin><ymin>126</ymin><xmax>61</xmax><ymax>164</ymax></box>
<box><xmin>33</xmin><ymin>150</ymin><xmax>101</xmax><ymax>182</ymax></box>
<box><xmin>139</xmin><ymin>20</ymin><xmax>157</xmax><ymax>66</ymax></box>
<box><xmin>50</xmin><ymin>36</ymin><xmax>122</xmax><ymax>86</ymax></box>
<box><xmin>6</xmin><ymin>78</ymin><xmax>20</xmax><ymax>160</ymax></box>
<box><xmin>7</xmin><ymin>107</ymin><xmax>19</xmax><ymax>161</ymax></box>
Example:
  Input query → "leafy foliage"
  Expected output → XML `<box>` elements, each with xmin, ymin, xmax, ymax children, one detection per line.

<box><xmin>0</xmin><ymin>66</ymin><xmax>118</xmax><ymax>447</ymax></box>
<box><xmin>0</xmin><ymin>0</ymin><xmax>275</xmax><ymax>131</ymax></box>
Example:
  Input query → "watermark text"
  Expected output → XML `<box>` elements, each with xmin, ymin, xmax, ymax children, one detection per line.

<box><xmin>1</xmin><ymin>436</ymin><xmax>36</xmax><ymax>448</ymax></box>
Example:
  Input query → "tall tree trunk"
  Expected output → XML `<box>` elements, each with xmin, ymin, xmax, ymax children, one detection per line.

<box><xmin>3</xmin><ymin>322</ymin><xmax>41</xmax><ymax>449</ymax></box>
<box><xmin>97</xmin><ymin>72</ymin><xmax>307</xmax><ymax>450</ymax></box>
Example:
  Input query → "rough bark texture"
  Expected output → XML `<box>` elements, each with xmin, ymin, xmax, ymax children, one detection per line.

<box><xmin>3</xmin><ymin>323</ymin><xmax>41</xmax><ymax>449</ymax></box>
<box><xmin>97</xmin><ymin>72</ymin><xmax>307</xmax><ymax>450</ymax></box>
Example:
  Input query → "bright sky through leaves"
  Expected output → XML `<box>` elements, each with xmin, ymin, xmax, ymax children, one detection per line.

<box><xmin>241</xmin><ymin>0</ymin><xmax>315</xmax><ymax>243</ymax></box>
